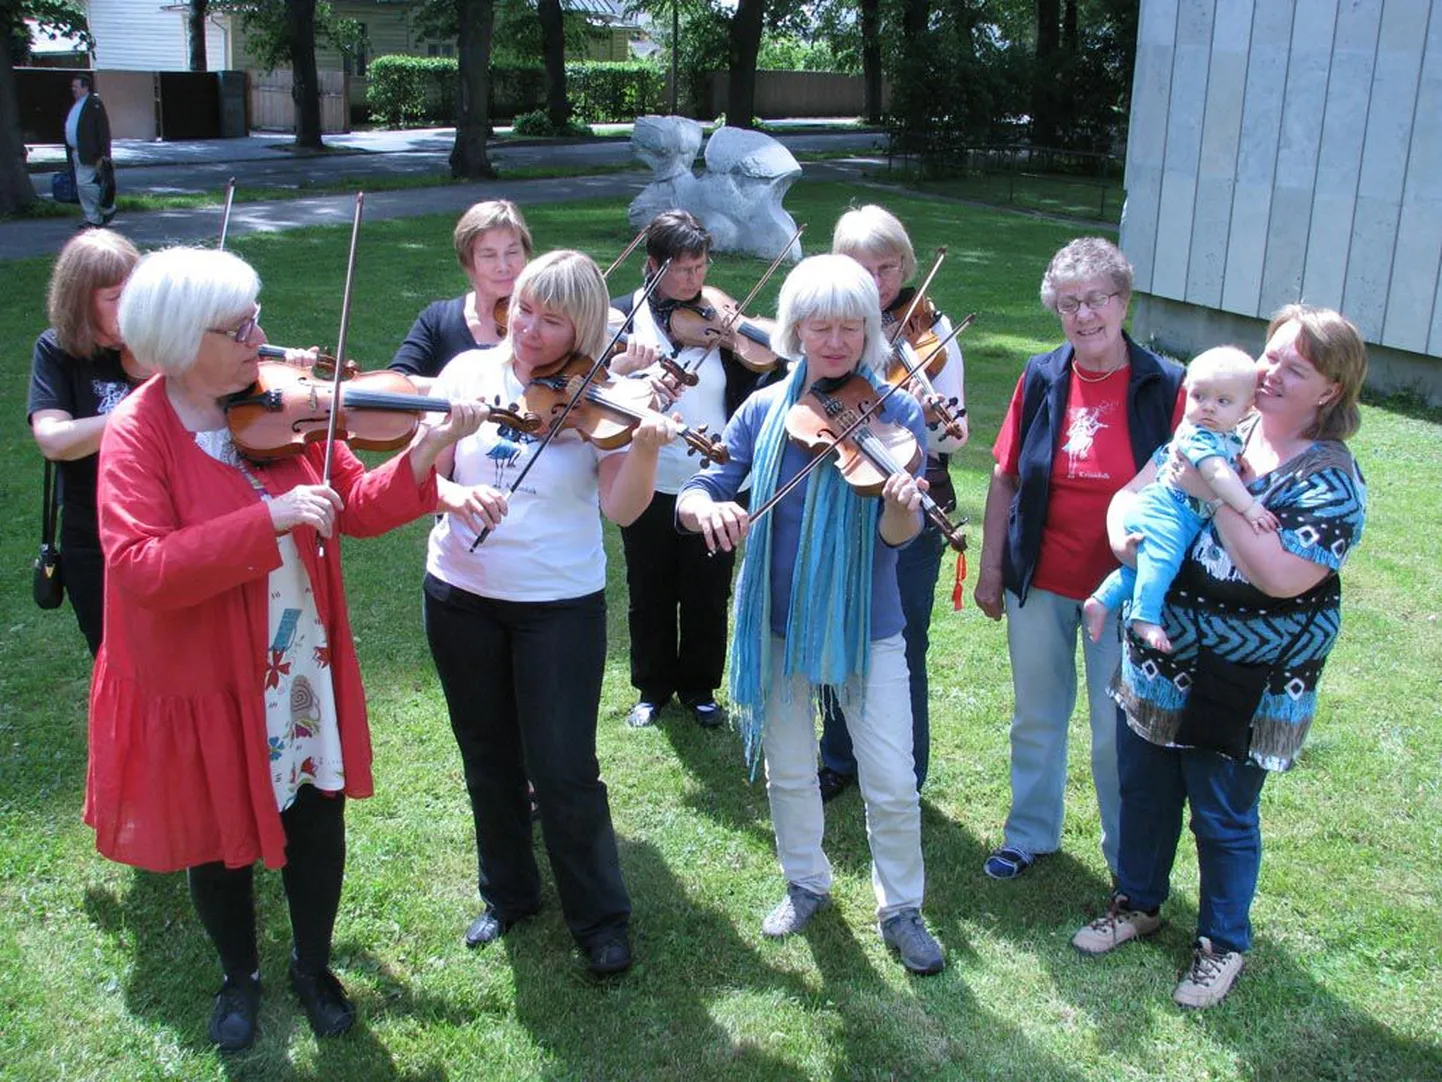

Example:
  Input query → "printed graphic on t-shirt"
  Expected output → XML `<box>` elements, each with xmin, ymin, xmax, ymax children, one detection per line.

<box><xmin>485</xmin><ymin>419</ymin><xmax>540</xmax><ymax>491</ymax></box>
<box><xmin>92</xmin><ymin>379</ymin><xmax>130</xmax><ymax>415</ymax></box>
<box><xmin>1061</xmin><ymin>401</ymin><xmax>1120</xmax><ymax>479</ymax></box>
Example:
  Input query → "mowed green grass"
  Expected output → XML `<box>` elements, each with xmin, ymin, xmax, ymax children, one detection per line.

<box><xmin>0</xmin><ymin>183</ymin><xmax>1438</xmax><ymax>1081</ymax></box>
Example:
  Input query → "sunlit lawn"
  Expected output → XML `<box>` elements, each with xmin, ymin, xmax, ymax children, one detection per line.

<box><xmin>0</xmin><ymin>182</ymin><xmax>1438</xmax><ymax>1080</ymax></box>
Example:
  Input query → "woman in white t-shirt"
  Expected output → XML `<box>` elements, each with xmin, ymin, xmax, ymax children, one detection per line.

<box><xmin>423</xmin><ymin>249</ymin><xmax>678</xmax><ymax>977</ymax></box>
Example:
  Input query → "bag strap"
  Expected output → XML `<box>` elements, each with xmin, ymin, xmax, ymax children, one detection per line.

<box><xmin>41</xmin><ymin>460</ymin><xmax>59</xmax><ymax>546</ymax></box>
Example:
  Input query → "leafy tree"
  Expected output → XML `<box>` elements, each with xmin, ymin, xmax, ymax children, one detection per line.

<box><xmin>1</xmin><ymin>0</ymin><xmax>92</xmax><ymax>215</ymax></box>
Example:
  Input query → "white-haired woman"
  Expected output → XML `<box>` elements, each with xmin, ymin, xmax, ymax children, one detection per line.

<box><xmin>422</xmin><ymin>249</ymin><xmax>676</xmax><ymax>977</ymax></box>
<box><xmin>974</xmin><ymin>237</ymin><xmax>1185</xmax><ymax>882</ymax></box>
<box><xmin>85</xmin><ymin>247</ymin><xmax>485</xmax><ymax>1052</ymax></box>
<box><xmin>676</xmin><ymin>254</ymin><xmax>945</xmax><ymax>975</ymax></box>
<box><xmin>817</xmin><ymin>203</ymin><xmax>970</xmax><ymax>801</ymax></box>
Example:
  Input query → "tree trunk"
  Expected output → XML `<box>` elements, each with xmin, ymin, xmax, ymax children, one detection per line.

<box><xmin>0</xmin><ymin>44</ymin><xmax>36</xmax><ymax>217</ymax></box>
<box><xmin>287</xmin><ymin>0</ymin><xmax>324</xmax><ymax>149</ymax></box>
<box><xmin>860</xmin><ymin>0</ymin><xmax>882</xmax><ymax>123</ymax></box>
<box><xmin>1032</xmin><ymin>0</ymin><xmax>1061</xmax><ymax>148</ymax></box>
<box><xmin>726</xmin><ymin>0</ymin><xmax>766</xmax><ymax>129</ymax></box>
<box><xmin>451</xmin><ymin>0</ymin><xmax>496</xmax><ymax>179</ymax></box>
<box><xmin>1062</xmin><ymin>0</ymin><xmax>1078</xmax><ymax>54</ymax></box>
<box><xmin>188</xmin><ymin>0</ymin><xmax>209</xmax><ymax>72</ymax></box>
<box><xmin>537</xmin><ymin>0</ymin><xmax>568</xmax><ymax>130</ymax></box>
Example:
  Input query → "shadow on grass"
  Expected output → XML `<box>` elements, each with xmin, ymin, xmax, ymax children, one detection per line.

<box><xmin>506</xmin><ymin>837</ymin><xmax>806</xmax><ymax>1080</ymax></box>
<box><xmin>80</xmin><ymin>865</ymin><xmax>455</xmax><ymax>1079</ymax></box>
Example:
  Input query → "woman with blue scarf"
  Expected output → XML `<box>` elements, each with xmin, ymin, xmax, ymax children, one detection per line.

<box><xmin>676</xmin><ymin>254</ymin><xmax>945</xmax><ymax>975</ymax></box>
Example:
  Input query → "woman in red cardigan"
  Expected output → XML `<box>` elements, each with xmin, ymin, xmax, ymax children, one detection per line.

<box><xmin>86</xmin><ymin>247</ymin><xmax>485</xmax><ymax>1052</ymax></box>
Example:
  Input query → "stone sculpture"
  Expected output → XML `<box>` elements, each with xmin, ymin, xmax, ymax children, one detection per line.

<box><xmin>628</xmin><ymin>116</ymin><xmax>803</xmax><ymax>264</ymax></box>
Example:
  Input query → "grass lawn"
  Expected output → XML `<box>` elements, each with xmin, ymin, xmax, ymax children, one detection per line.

<box><xmin>1</xmin><ymin>182</ymin><xmax>1438</xmax><ymax>1081</ymax></box>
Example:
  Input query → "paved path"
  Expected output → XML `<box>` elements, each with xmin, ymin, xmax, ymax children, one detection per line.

<box><xmin>4</xmin><ymin>128</ymin><xmax>886</xmax><ymax>261</ymax></box>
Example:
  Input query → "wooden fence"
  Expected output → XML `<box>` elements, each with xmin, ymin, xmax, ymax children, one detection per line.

<box><xmin>248</xmin><ymin>69</ymin><xmax>349</xmax><ymax>133</ymax></box>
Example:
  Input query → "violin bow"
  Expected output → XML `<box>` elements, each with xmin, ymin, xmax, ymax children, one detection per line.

<box><xmin>217</xmin><ymin>177</ymin><xmax>236</xmax><ymax>249</ymax></box>
<box><xmin>468</xmin><ymin>258</ymin><xmax>673</xmax><ymax>552</ymax></box>
<box><xmin>316</xmin><ymin>192</ymin><xmax>366</xmax><ymax>555</ymax></box>
<box><xmin>886</xmin><ymin>246</ymin><xmax>947</xmax><ymax>350</ymax></box>
<box><xmin>603</xmin><ymin>227</ymin><xmax>649</xmax><ymax>279</ymax></box>
<box><xmin>679</xmin><ymin>222</ymin><xmax>805</xmax><ymax>374</ymax></box>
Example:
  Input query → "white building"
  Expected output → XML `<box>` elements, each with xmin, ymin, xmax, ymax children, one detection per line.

<box><xmin>1123</xmin><ymin>0</ymin><xmax>1441</xmax><ymax>400</ymax></box>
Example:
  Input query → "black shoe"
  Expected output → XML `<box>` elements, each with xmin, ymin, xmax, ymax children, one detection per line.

<box><xmin>289</xmin><ymin>961</ymin><xmax>355</xmax><ymax>1038</ymax></box>
<box><xmin>100</xmin><ymin>209</ymin><xmax>116</xmax><ymax>225</ymax></box>
<box><xmin>817</xmin><ymin>767</ymin><xmax>855</xmax><ymax>803</ymax></box>
<box><xmin>464</xmin><ymin>905</ymin><xmax>536</xmax><ymax>948</ymax></box>
<box><xmin>208</xmin><ymin>973</ymin><xmax>260</xmax><ymax>1052</ymax></box>
<box><xmin>690</xmin><ymin>699</ymin><xmax>726</xmax><ymax>729</ymax></box>
<box><xmin>585</xmin><ymin>933</ymin><xmax>632</xmax><ymax>976</ymax></box>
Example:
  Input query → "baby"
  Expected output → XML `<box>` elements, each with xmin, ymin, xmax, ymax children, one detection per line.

<box><xmin>1084</xmin><ymin>345</ymin><xmax>1278</xmax><ymax>652</ymax></box>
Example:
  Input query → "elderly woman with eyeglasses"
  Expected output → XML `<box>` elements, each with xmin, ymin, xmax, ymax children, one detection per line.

<box><xmin>973</xmin><ymin>237</ymin><xmax>1185</xmax><ymax>883</ymax></box>
<box><xmin>85</xmin><ymin>247</ymin><xmax>485</xmax><ymax>1052</ymax></box>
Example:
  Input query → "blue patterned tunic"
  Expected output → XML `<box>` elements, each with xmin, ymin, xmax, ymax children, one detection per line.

<box><xmin>1112</xmin><ymin>433</ymin><xmax>1366</xmax><ymax>771</ymax></box>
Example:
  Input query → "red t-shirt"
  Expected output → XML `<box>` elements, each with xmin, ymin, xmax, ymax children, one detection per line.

<box><xmin>993</xmin><ymin>366</ymin><xmax>1186</xmax><ymax>600</ymax></box>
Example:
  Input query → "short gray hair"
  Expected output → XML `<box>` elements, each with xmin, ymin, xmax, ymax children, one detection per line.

<box><xmin>119</xmin><ymin>248</ymin><xmax>260</xmax><ymax>377</ymax></box>
<box><xmin>1039</xmin><ymin>237</ymin><xmax>1133</xmax><ymax>314</ymax></box>
<box><xmin>774</xmin><ymin>254</ymin><xmax>887</xmax><ymax>375</ymax></box>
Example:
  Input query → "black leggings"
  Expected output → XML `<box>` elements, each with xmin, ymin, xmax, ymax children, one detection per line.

<box><xmin>186</xmin><ymin>785</ymin><xmax>346</xmax><ymax>978</ymax></box>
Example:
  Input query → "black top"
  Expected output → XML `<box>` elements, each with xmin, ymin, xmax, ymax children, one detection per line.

<box><xmin>27</xmin><ymin>328</ymin><xmax>136</xmax><ymax>547</ymax></box>
<box><xmin>389</xmin><ymin>295</ymin><xmax>493</xmax><ymax>380</ymax></box>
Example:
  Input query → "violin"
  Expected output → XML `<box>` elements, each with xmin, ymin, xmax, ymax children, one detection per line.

<box><xmin>225</xmin><ymin>361</ymin><xmax>542</xmax><ymax>464</ymax></box>
<box><xmin>257</xmin><ymin>343</ymin><xmax>359</xmax><ymax>381</ymax></box>
<box><xmin>781</xmin><ymin>374</ymin><xmax>966</xmax><ymax>550</ymax></box>
<box><xmin>881</xmin><ymin>289</ymin><xmax>968</xmax><ymax>442</ymax></box>
<box><xmin>493</xmin><ymin>295</ymin><xmax>510</xmax><ymax>337</ymax></box>
<box><xmin>667</xmin><ymin>286</ymin><xmax>782</xmax><ymax>374</ymax></box>
<box><xmin>521</xmin><ymin>352</ymin><xmax>728</xmax><ymax>465</ymax></box>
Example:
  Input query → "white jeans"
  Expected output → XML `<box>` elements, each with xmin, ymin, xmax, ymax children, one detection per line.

<box><xmin>761</xmin><ymin>634</ymin><xmax>924</xmax><ymax>919</ymax></box>
<box><xmin>1002</xmin><ymin>587</ymin><xmax>1122</xmax><ymax>872</ymax></box>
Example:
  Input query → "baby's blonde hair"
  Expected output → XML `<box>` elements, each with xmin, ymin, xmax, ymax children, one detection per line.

<box><xmin>1186</xmin><ymin>345</ymin><xmax>1256</xmax><ymax>396</ymax></box>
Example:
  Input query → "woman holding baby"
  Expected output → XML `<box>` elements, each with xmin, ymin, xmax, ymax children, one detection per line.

<box><xmin>1071</xmin><ymin>305</ymin><xmax>1369</xmax><ymax>1011</ymax></box>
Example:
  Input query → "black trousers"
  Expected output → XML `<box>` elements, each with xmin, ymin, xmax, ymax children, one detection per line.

<box><xmin>59</xmin><ymin>530</ymin><xmax>103</xmax><ymax>657</ymax></box>
<box><xmin>186</xmin><ymin>784</ymin><xmax>347</xmax><ymax>979</ymax></box>
<box><xmin>423</xmin><ymin>575</ymin><xmax>630</xmax><ymax>948</ymax></box>
<box><xmin>619</xmin><ymin>492</ymin><xmax>735</xmax><ymax>707</ymax></box>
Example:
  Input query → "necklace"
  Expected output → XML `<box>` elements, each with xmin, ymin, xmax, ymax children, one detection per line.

<box><xmin>1071</xmin><ymin>358</ymin><xmax>1127</xmax><ymax>383</ymax></box>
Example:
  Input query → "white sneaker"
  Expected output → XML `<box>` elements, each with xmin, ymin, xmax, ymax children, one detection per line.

<box><xmin>1172</xmin><ymin>937</ymin><xmax>1244</xmax><ymax>1009</ymax></box>
<box><xmin>1071</xmin><ymin>895</ymin><xmax>1162</xmax><ymax>955</ymax></box>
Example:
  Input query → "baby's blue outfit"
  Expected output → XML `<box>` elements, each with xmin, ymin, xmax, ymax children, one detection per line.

<box><xmin>1091</xmin><ymin>421</ymin><xmax>1245</xmax><ymax>627</ymax></box>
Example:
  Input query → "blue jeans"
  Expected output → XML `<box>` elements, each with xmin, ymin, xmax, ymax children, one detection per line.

<box><xmin>1115</xmin><ymin>716</ymin><xmax>1268</xmax><ymax>954</ymax></box>
<box><xmin>1001</xmin><ymin>586</ymin><xmax>1123</xmax><ymax>871</ymax></box>
<box><xmin>819</xmin><ymin>522</ymin><xmax>946</xmax><ymax>789</ymax></box>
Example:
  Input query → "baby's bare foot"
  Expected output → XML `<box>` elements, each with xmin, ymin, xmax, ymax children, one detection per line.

<box><xmin>1082</xmin><ymin>597</ymin><xmax>1109</xmax><ymax>643</ymax></box>
<box><xmin>1132</xmin><ymin>620</ymin><xmax>1173</xmax><ymax>653</ymax></box>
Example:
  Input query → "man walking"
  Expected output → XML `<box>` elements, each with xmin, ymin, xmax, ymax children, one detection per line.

<box><xmin>65</xmin><ymin>75</ymin><xmax>115</xmax><ymax>228</ymax></box>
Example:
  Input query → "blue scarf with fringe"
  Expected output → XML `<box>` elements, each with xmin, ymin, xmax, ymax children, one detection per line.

<box><xmin>728</xmin><ymin>362</ymin><xmax>880</xmax><ymax>775</ymax></box>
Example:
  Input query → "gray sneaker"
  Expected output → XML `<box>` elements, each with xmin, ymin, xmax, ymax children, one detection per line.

<box><xmin>761</xmin><ymin>884</ymin><xmax>828</xmax><ymax>937</ymax></box>
<box><xmin>879</xmin><ymin>909</ymin><xmax>945</xmax><ymax>975</ymax></box>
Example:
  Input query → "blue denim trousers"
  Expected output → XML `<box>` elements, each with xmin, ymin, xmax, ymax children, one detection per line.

<box><xmin>819</xmin><ymin>522</ymin><xmax>946</xmax><ymax>788</ymax></box>
<box><xmin>1001</xmin><ymin>586</ymin><xmax>1123</xmax><ymax>872</ymax></box>
<box><xmin>1115</xmin><ymin>715</ymin><xmax>1268</xmax><ymax>954</ymax></box>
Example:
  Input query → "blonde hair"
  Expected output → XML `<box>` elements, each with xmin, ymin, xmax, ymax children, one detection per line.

<box><xmin>1187</xmin><ymin>345</ymin><xmax>1257</xmax><ymax>393</ymax></box>
<box><xmin>1267</xmin><ymin>305</ymin><xmax>1367</xmax><ymax>441</ymax></box>
<box><xmin>119</xmin><ymin>248</ymin><xmax>260</xmax><ymax>378</ymax></box>
<box><xmin>774</xmin><ymin>254</ymin><xmax>887</xmax><ymax>375</ymax></box>
<box><xmin>47</xmin><ymin>229</ymin><xmax>141</xmax><ymax>358</ymax></box>
<box><xmin>831</xmin><ymin>204</ymin><xmax>917</xmax><ymax>282</ymax></box>
<box><xmin>454</xmin><ymin>200</ymin><xmax>533</xmax><ymax>272</ymax></box>
<box><xmin>1040</xmin><ymin>237</ymin><xmax>1133</xmax><ymax>313</ymax></box>
<box><xmin>510</xmin><ymin>250</ymin><xmax>609</xmax><ymax>360</ymax></box>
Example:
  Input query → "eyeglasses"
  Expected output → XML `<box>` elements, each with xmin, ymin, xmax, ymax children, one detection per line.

<box><xmin>1057</xmin><ymin>291</ymin><xmax>1119</xmax><ymax>316</ymax></box>
<box><xmin>667</xmin><ymin>258</ymin><xmax>713</xmax><ymax>279</ymax></box>
<box><xmin>208</xmin><ymin>305</ymin><xmax>262</xmax><ymax>346</ymax></box>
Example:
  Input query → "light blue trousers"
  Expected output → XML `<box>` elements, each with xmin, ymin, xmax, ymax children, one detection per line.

<box><xmin>1002</xmin><ymin>587</ymin><xmax>1123</xmax><ymax>872</ymax></box>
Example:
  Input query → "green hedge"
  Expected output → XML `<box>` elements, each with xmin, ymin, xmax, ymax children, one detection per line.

<box><xmin>366</xmin><ymin>55</ymin><xmax>665</xmax><ymax>127</ymax></box>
